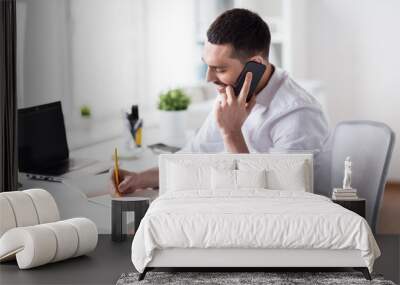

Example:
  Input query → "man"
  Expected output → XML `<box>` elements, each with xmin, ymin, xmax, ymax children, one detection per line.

<box><xmin>110</xmin><ymin>8</ymin><xmax>329</xmax><ymax>195</ymax></box>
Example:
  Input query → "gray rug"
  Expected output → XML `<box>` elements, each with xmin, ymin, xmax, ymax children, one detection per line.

<box><xmin>116</xmin><ymin>271</ymin><xmax>396</xmax><ymax>285</ymax></box>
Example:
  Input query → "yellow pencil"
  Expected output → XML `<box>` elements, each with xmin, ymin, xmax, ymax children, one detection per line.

<box><xmin>114</xmin><ymin>147</ymin><xmax>121</xmax><ymax>196</ymax></box>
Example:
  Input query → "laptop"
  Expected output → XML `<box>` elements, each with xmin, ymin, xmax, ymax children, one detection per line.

<box><xmin>18</xmin><ymin>101</ymin><xmax>100</xmax><ymax>176</ymax></box>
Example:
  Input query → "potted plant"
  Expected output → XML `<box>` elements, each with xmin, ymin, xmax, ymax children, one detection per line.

<box><xmin>80</xmin><ymin>105</ymin><xmax>91</xmax><ymax>118</ymax></box>
<box><xmin>158</xmin><ymin>88</ymin><xmax>191</xmax><ymax>147</ymax></box>
<box><xmin>80</xmin><ymin>105</ymin><xmax>92</xmax><ymax>130</ymax></box>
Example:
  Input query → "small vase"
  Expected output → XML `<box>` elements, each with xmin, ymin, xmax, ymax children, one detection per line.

<box><xmin>159</xmin><ymin>110</ymin><xmax>187</xmax><ymax>147</ymax></box>
<box><xmin>80</xmin><ymin>116</ymin><xmax>92</xmax><ymax>131</ymax></box>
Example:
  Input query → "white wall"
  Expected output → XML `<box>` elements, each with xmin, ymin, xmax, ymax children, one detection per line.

<box><xmin>16</xmin><ymin>0</ymin><xmax>147</xmax><ymax>147</ymax></box>
<box><xmin>144</xmin><ymin>0</ymin><xmax>198</xmax><ymax>119</ymax></box>
<box><xmin>70</xmin><ymin>0</ymin><xmax>141</xmax><ymax>121</ymax></box>
<box><xmin>17</xmin><ymin>0</ymin><xmax>198</xmax><ymax>145</ymax></box>
<box><xmin>17</xmin><ymin>0</ymin><xmax>71</xmax><ymax>114</ymax></box>
<box><xmin>306</xmin><ymin>0</ymin><xmax>400</xmax><ymax>180</ymax></box>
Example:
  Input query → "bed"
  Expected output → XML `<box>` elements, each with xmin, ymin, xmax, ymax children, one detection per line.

<box><xmin>131</xmin><ymin>154</ymin><xmax>380</xmax><ymax>280</ymax></box>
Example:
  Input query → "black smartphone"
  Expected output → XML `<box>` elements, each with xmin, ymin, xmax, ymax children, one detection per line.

<box><xmin>233</xmin><ymin>61</ymin><xmax>266</xmax><ymax>102</ymax></box>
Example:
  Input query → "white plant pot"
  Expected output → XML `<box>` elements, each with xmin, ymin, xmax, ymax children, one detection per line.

<box><xmin>159</xmin><ymin>110</ymin><xmax>187</xmax><ymax>147</ymax></box>
<box><xmin>80</xmin><ymin>116</ymin><xmax>92</xmax><ymax>131</ymax></box>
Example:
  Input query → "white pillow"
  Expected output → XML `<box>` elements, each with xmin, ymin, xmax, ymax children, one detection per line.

<box><xmin>267</xmin><ymin>162</ymin><xmax>307</xmax><ymax>191</ymax></box>
<box><xmin>211</xmin><ymin>168</ymin><xmax>236</xmax><ymax>190</ymax></box>
<box><xmin>236</xmin><ymin>169</ymin><xmax>267</xmax><ymax>189</ymax></box>
<box><xmin>237</xmin><ymin>158</ymin><xmax>309</xmax><ymax>192</ymax></box>
<box><xmin>166</xmin><ymin>159</ymin><xmax>235</xmax><ymax>192</ymax></box>
<box><xmin>167</xmin><ymin>162</ymin><xmax>209</xmax><ymax>191</ymax></box>
<box><xmin>211</xmin><ymin>168</ymin><xmax>267</xmax><ymax>191</ymax></box>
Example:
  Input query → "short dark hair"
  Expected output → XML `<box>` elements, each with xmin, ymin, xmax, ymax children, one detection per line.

<box><xmin>207</xmin><ymin>8</ymin><xmax>271</xmax><ymax>61</ymax></box>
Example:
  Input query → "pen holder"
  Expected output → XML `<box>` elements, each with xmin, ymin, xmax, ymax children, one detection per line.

<box><xmin>125</xmin><ymin>118</ymin><xmax>142</xmax><ymax>147</ymax></box>
<box><xmin>131</xmin><ymin>119</ymin><xmax>143</xmax><ymax>147</ymax></box>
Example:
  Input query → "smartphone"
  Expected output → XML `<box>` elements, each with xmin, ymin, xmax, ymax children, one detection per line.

<box><xmin>233</xmin><ymin>61</ymin><xmax>266</xmax><ymax>102</ymax></box>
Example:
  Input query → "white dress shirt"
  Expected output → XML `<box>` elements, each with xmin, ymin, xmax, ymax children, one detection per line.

<box><xmin>180</xmin><ymin>66</ymin><xmax>330</xmax><ymax>155</ymax></box>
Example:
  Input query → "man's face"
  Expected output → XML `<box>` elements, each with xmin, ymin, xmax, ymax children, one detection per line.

<box><xmin>202</xmin><ymin>41</ymin><xmax>244</xmax><ymax>94</ymax></box>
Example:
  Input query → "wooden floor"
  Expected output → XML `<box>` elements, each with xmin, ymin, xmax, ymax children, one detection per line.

<box><xmin>378</xmin><ymin>182</ymin><xmax>400</xmax><ymax>234</ymax></box>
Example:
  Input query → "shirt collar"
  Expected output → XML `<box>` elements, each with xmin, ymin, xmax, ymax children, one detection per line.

<box><xmin>255</xmin><ymin>65</ymin><xmax>286</xmax><ymax>108</ymax></box>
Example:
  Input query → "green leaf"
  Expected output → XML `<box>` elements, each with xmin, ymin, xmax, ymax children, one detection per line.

<box><xmin>157</xmin><ymin>88</ymin><xmax>191</xmax><ymax>111</ymax></box>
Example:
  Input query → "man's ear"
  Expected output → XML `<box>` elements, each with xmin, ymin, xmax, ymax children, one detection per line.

<box><xmin>249</xmin><ymin>55</ymin><xmax>266</xmax><ymax>64</ymax></box>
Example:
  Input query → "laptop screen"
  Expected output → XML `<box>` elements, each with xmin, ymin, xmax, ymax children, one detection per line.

<box><xmin>18</xmin><ymin>101</ymin><xmax>69</xmax><ymax>172</ymax></box>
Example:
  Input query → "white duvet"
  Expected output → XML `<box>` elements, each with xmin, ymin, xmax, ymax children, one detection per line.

<box><xmin>131</xmin><ymin>190</ymin><xmax>380</xmax><ymax>273</ymax></box>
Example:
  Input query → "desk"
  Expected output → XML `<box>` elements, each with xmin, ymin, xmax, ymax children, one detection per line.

<box><xmin>18</xmin><ymin>132</ymin><xmax>161</xmax><ymax>234</ymax></box>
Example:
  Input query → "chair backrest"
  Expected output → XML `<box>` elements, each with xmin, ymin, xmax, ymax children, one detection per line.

<box><xmin>331</xmin><ymin>121</ymin><xmax>395</xmax><ymax>232</ymax></box>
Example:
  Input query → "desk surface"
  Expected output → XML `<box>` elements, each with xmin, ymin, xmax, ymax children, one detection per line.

<box><xmin>18</xmin><ymin>135</ymin><xmax>160</xmax><ymax>234</ymax></box>
<box><xmin>70</xmin><ymin>135</ymin><xmax>159</xmax><ymax>172</ymax></box>
<box><xmin>68</xmin><ymin>135</ymin><xmax>159</xmax><ymax>196</ymax></box>
<box><xmin>0</xmin><ymin>235</ymin><xmax>133</xmax><ymax>285</ymax></box>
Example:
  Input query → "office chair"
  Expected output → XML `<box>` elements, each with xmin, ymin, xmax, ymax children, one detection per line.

<box><xmin>330</xmin><ymin>120</ymin><xmax>395</xmax><ymax>233</ymax></box>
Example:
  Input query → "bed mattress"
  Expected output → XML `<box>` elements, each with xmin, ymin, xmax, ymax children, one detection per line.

<box><xmin>131</xmin><ymin>190</ymin><xmax>380</xmax><ymax>273</ymax></box>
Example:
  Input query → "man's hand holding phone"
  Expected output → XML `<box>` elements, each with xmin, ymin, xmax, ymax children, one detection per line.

<box><xmin>215</xmin><ymin>71</ymin><xmax>256</xmax><ymax>138</ymax></box>
<box><xmin>214</xmin><ymin>60</ymin><xmax>266</xmax><ymax>140</ymax></box>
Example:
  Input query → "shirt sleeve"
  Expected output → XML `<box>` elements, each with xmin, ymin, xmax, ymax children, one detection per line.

<box><xmin>269</xmin><ymin>107</ymin><xmax>330</xmax><ymax>154</ymax></box>
<box><xmin>177</xmin><ymin>109</ymin><xmax>224</xmax><ymax>153</ymax></box>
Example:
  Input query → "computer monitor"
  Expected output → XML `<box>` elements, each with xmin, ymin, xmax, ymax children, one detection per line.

<box><xmin>18</xmin><ymin>101</ymin><xmax>69</xmax><ymax>174</ymax></box>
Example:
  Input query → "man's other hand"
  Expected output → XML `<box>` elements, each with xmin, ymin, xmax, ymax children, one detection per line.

<box><xmin>108</xmin><ymin>168</ymin><xmax>141</xmax><ymax>196</ymax></box>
